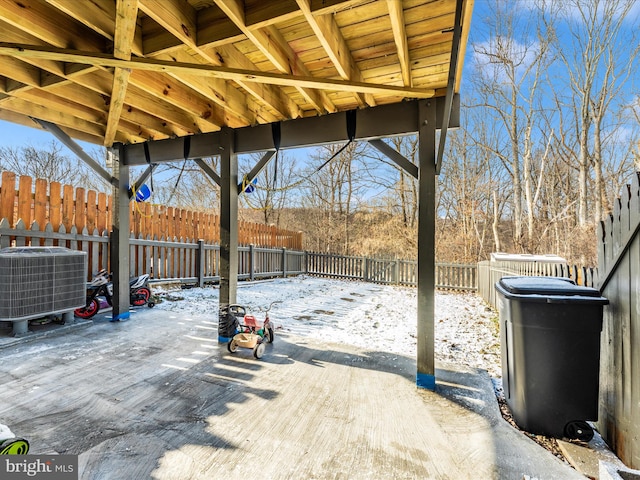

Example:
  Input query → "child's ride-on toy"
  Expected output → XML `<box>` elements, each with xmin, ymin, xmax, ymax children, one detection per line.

<box><xmin>0</xmin><ymin>424</ymin><xmax>29</xmax><ymax>455</ymax></box>
<box><xmin>227</xmin><ymin>304</ymin><xmax>275</xmax><ymax>359</ymax></box>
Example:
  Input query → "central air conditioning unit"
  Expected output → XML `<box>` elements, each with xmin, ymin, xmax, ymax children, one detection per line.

<box><xmin>0</xmin><ymin>247</ymin><xmax>87</xmax><ymax>335</ymax></box>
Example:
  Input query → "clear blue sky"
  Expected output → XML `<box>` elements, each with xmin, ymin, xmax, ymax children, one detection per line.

<box><xmin>0</xmin><ymin>119</ymin><xmax>65</xmax><ymax>149</ymax></box>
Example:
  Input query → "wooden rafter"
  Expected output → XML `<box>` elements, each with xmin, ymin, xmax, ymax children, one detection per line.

<box><xmin>295</xmin><ymin>0</ymin><xmax>374</xmax><ymax>108</ymax></box>
<box><xmin>386</xmin><ymin>0</ymin><xmax>411</xmax><ymax>87</ymax></box>
<box><xmin>215</xmin><ymin>0</ymin><xmax>335</xmax><ymax>114</ymax></box>
<box><xmin>0</xmin><ymin>43</ymin><xmax>436</xmax><ymax>99</ymax></box>
<box><xmin>0</xmin><ymin>0</ymin><xmax>470</xmax><ymax>147</ymax></box>
<box><xmin>105</xmin><ymin>0</ymin><xmax>139</xmax><ymax>146</ymax></box>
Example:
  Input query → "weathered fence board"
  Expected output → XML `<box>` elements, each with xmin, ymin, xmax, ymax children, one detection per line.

<box><xmin>597</xmin><ymin>172</ymin><xmax>640</xmax><ymax>469</ymax></box>
<box><xmin>0</xmin><ymin>171</ymin><xmax>302</xmax><ymax>249</ymax></box>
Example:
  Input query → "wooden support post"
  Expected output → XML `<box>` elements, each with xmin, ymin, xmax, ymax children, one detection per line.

<box><xmin>218</xmin><ymin>128</ymin><xmax>238</xmax><ymax>342</ymax></box>
<box><xmin>111</xmin><ymin>144</ymin><xmax>131</xmax><ymax>322</ymax></box>
<box><xmin>416</xmin><ymin>99</ymin><xmax>437</xmax><ymax>389</ymax></box>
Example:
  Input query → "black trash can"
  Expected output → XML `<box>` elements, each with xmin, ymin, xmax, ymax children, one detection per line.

<box><xmin>495</xmin><ymin>276</ymin><xmax>608</xmax><ymax>441</ymax></box>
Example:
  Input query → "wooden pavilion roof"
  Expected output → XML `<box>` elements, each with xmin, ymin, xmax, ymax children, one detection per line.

<box><xmin>0</xmin><ymin>0</ymin><xmax>473</xmax><ymax>148</ymax></box>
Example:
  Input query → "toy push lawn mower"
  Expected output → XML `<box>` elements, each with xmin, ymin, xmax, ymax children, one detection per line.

<box><xmin>0</xmin><ymin>423</ymin><xmax>29</xmax><ymax>455</ymax></box>
<box><xmin>227</xmin><ymin>304</ymin><xmax>275</xmax><ymax>359</ymax></box>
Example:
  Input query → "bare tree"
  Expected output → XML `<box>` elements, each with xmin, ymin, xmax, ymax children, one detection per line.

<box><xmin>471</xmin><ymin>0</ymin><xmax>555</xmax><ymax>251</ymax></box>
<box><xmin>238</xmin><ymin>151</ymin><xmax>298</xmax><ymax>227</ymax></box>
<box><xmin>544</xmin><ymin>0</ymin><xmax>639</xmax><ymax>223</ymax></box>
<box><xmin>0</xmin><ymin>141</ymin><xmax>92</xmax><ymax>185</ymax></box>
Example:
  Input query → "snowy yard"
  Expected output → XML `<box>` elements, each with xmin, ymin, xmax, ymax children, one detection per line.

<box><xmin>152</xmin><ymin>275</ymin><xmax>502</xmax><ymax>378</ymax></box>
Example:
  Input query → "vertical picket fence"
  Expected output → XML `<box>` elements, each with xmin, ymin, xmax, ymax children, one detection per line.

<box><xmin>477</xmin><ymin>260</ymin><xmax>598</xmax><ymax>309</ymax></box>
<box><xmin>597</xmin><ymin>172</ymin><xmax>640</xmax><ymax>469</ymax></box>
<box><xmin>305</xmin><ymin>252</ymin><xmax>477</xmax><ymax>290</ymax></box>
<box><xmin>0</xmin><ymin>170</ymin><xmax>302</xmax><ymax>249</ymax></box>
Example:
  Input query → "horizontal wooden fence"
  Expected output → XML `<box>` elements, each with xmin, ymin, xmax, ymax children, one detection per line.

<box><xmin>305</xmin><ymin>252</ymin><xmax>477</xmax><ymax>290</ymax></box>
<box><xmin>0</xmin><ymin>171</ymin><xmax>302</xmax><ymax>249</ymax></box>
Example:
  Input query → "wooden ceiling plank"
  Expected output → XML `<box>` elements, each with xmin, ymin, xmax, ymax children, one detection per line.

<box><xmin>44</xmin><ymin>0</ymin><xmax>145</xmax><ymax>56</ymax></box>
<box><xmin>0</xmin><ymin>56</ymin><xmax>41</xmax><ymax>88</ymax></box>
<box><xmin>296</xmin><ymin>0</ymin><xmax>373</xmax><ymax>107</ymax></box>
<box><xmin>45</xmin><ymin>0</ymin><xmax>115</xmax><ymax>39</ymax></box>
<box><xmin>196</xmin><ymin>5</ymin><xmax>244</xmax><ymax>49</ymax></box>
<box><xmin>208</xmin><ymin>44</ymin><xmax>300</xmax><ymax>119</ymax></box>
<box><xmin>244</xmin><ymin>0</ymin><xmax>301</xmax><ymax>29</ymax></box>
<box><xmin>386</xmin><ymin>0</ymin><xmax>411</xmax><ymax>87</ymax></box>
<box><xmin>1</xmin><ymin>96</ymin><xmax>110</xmax><ymax>138</ymax></box>
<box><xmin>0</xmin><ymin>108</ymin><xmax>107</xmax><ymax>144</ymax></box>
<box><xmin>0</xmin><ymin>0</ymin><xmax>106</xmax><ymax>51</ymax></box>
<box><xmin>153</xmin><ymin>49</ymin><xmax>256</xmax><ymax>126</ymax></box>
<box><xmin>214</xmin><ymin>0</ymin><xmax>335</xmax><ymax>113</ymax></box>
<box><xmin>140</xmin><ymin>0</ymin><xmax>197</xmax><ymax>50</ymax></box>
<box><xmin>141</xmin><ymin>0</ymin><xmax>296</xmax><ymax>121</ymax></box>
<box><xmin>309</xmin><ymin>0</ymin><xmax>369</xmax><ymax>16</ymax></box>
<box><xmin>129</xmin><ymin>70</ymin><xmax>227</xmax><ymax>128</ymax></box>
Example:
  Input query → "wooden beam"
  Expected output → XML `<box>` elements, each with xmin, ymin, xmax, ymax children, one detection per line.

<box><xmin>128</xmin><ymin>70</ymin><xmax>225</xmax><ymax>131</ymax></box>
<box><xmin>0</xmin><ymin>43</ymin><xmax>436</xmax><ymax>99</ymax></box>
<box><xmin>44</xmin><ymin>0</ymin><xmax>144</xmax><ymax>56</ymax></box>
<box><xmin>121</xmin><ymin>100</ymin><xmax>424</xmax><ymax>165</ymax></box>
<box><xmin>141</xmin><ymin>0</ymin><xmax>297</xmax><ymax>120</ymax></box>
<box><xmin>105</xmin><ymin>67</ymin><xmax>131</xmax><ymax>146</ymax></box>
<box><xmin>207</xmin><ymin>43</ymin><xmax>300</xmax><ymax>119</ymax></box>
<box><xmin>139</xmin><ymin>0</ymin><xmax>196</xmax><ymax>50</ymax></box>
<box><xmin>214</xmin><ymin>0</ymin><xmax>336</xmax><ymax>114</ymax></box>
<box><xmin>295</xmin><ymin>0</ymin><xmax>374</xmax><ymax>107</ymax></box>
<box><xmin>151</xmin><ymin>49</ymin><xmax>262</xmax><ymax>126</ymax></box>
<box><xmin>387</xmin><ymin>0</ymin><xmax>411</xmax><ymax>87</ymax></box>
<box><xmin>0</xmin><ymin>0</ymin><xmax>106</xmax><ymax>51</ymax></box>
<box><xmin>105</xmin><ymin>0</ymin><xmax>139</xmax><ymax>146</ymax></box>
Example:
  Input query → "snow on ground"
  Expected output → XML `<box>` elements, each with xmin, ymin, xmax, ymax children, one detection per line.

<box><xmin>152</xmin><ymin>275</ymin><xmax>502</xmax><ymax>378</ymax></box>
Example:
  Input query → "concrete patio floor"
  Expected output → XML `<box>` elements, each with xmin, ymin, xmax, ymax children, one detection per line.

<box><xmin>0</xmin><ymin>308</ymin><xmax>585</xmax><ymax>479</ymax></box>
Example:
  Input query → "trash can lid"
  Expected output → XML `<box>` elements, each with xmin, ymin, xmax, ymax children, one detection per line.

<box><xmin>497</xmin><ymin>276</ymin><xmax>603</xmax><ymax>297</ymax></box>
